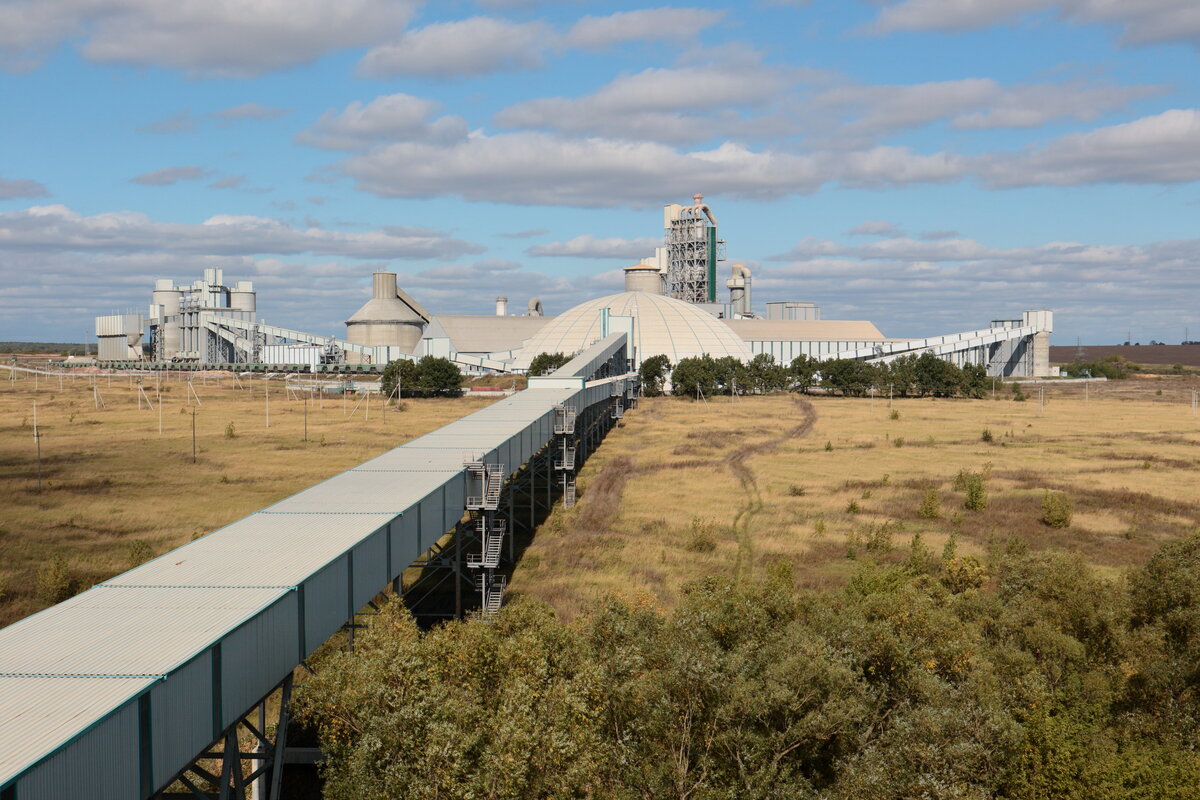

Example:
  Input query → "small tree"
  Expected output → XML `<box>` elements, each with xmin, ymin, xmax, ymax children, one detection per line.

<box><xmin>743</xmin><ymin>353</ymin><xmax>790</xmax><ymax>394</ymax></box>
<box><xmin>1041</xmin><ymin>491</ymin><xmax>1072</xmax><ymax>528</ymax></box>
<box><xmin>416</xmin><ymin>356</ymin><xmax>463</xmax><ymax>398</ymax></box>
<box><xmin>962</xmin><ymin>472</ymin><xmax>988</xmax><ymax>511</ymax></box>
<box><xmin>527</xmin><ymin>352</ymin><xmax>572</xmax><ymax>377</ymax></box>
<box><xmin>789</xmin><ymin>354</ymin><xmax>818</xmax><ymax>394</ymax></box>
<box><xmin>639</xmin><ymin>355</ymin><xmax>671</xmax><ymax>397</ymax></box>
<box><xmin>380</xmin><ymin>358</ymin><xmax>421</xmax><ymax>400</ymax></box>
<box><xmin>919</xmin><ymin>487</ymin><xmax>941</xmax><ymax>518</ymax></box>
<box><xmin>672</xmin><ymin>355</ymin><xmax>719</xmax><ymax>398</ymax></box>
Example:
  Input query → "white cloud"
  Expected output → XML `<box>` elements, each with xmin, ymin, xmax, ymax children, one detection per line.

<box><xmin>0</xmin><ymin>204</ymin><xmax>485</xmax><ymax>260</ymax></box>
<box><xmin>358</xmin><ymin>17</ymin><xmax>551</xmax><ymax>78</ymax></box>
<box><xmin>359</xmin><ymin>8</ymin><xmax>724</xmax><ymax>80</ymax></box>
<box><xmin>0</xmin><ymin>177</ymin><xmax>50</xmax><ymax>199</ymax></box>
<box><xmin>526</xmin><ymin>235</ymin><xmax>660</xmax><ymax>259</ymax></box>
<box><xmin>564</xmin><ymin>7</ymin><xmax>724</xmax><ymax>49</ymax></box>
<box><xmin>0</xmin><ymin>0</ymin><xmax>417</xmax><ymax>76</ymax></box>
<box><xmin>870</xmin><ymin>0</ymin><xmax>1200</xmax><ymax>51</ymax></box>
<box><xmin>297</xmin><ymin>94</ymin><xmax>468</xmax><ymax>151</ymax></box>
<box><xmin>983</xmin><ymin>108</ymin><xmax>1200</xmax><ymax>187</ymax></box>
<box><xmin>495</xmin><ymin>63</ymin><xmax>791</xmax><ymax>143</ymax></box>
<box><xmin>130</xmin><ymin>166</ymin><xmax>212</xmax><ymax>186</ymax></box>
<box><xmin>211</xmin><ymin>103</ymin><xmax>292</xmax><ymax>122</ymax></box>
<box><xmin>331</xmin><ymin>130</ymin><xmax>966</xmax><ymax>207</ymax></box>
<box><xmin>139</xmin><ymin>110</ymin><xmax>197</xmax><ymax>135</ymax></box>
<box><xmin>209</xmin><ymin>175</ymin><xmax>245</xmax><ymax>190</ymax></box>
<box><xmin>847</xmin><ymin>220</ymin><xmax>904</xmax><ymax>237</ymax></box>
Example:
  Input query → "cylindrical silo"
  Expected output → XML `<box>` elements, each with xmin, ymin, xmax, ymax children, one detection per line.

<box><xmin>623</xmin><ymin>264</ymin><xmax>664</xmax><ymax>294</ymax></box>
<box><xmin>230</xmin><ymin>281</ymin><xmax>257</xmax><ymax>312</ymax></box>
<box><xmin>495</xmin><ymin>297</ymin><xmax>508</xmax><ymax>316</ymax></box>
<box><xmin>151</xmin><ymin>279</ymin><xmax>183</xmax><ymax>358</ymax></box>
<box><xmin>345</xmin><ymin>271</ymin><xmax>426</xmax><ymax>356</ymax></box>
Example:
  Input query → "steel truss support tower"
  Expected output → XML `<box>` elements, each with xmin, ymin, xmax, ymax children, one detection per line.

<box><xmin>665</xmin><ymin>194</ymin><xmax>724</xmax><ymax>304</ymax></box>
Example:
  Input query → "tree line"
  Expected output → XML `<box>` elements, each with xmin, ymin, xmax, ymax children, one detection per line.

<box><xmin>660</xmin><ymin>352</ymin><xmax>991</xmax><ymax>398</ymax></box>
<box><xmin>296</xmin><ymin>533</ymin><xmax>1200</xmax><ymax>799</ymax></box>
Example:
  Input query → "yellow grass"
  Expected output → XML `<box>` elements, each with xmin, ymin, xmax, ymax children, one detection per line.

<box><xmin>0</xmin><ymin>370</ymin><xmax>495</xmax><ymax>627</ymax></box>
<box><xmin>508</xmin><ymin>378</ymin><xmax>1200</xmax><ymax>618</ymax></box>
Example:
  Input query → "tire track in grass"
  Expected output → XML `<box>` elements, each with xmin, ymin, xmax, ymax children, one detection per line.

<box><xmin>726</xmin><ymin>397</ymin><xmax>817</xmax><ymax>580</ymax></box>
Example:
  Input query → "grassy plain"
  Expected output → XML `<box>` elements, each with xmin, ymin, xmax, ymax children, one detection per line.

<box><xmin>509</xmin><ymin>376</ymin><xmax>1200</xmax><ymax>618</ymax></box>
<box><xmin>0</xmin><ymin>370</ymin><xmax>495</xmax><ymax>627</ymax></box>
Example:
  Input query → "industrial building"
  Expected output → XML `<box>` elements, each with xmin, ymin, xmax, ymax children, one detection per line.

<box><xmin>95</xmin><ymin>197</ymin><xmax>1054</xmax><ymax>377</ymax></box>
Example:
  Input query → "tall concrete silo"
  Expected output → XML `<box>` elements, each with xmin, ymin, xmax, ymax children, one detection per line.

<box><xmin>345</xmin><ymin>271</ymin><xmax>428</xmax><ymax>354</ymax></box>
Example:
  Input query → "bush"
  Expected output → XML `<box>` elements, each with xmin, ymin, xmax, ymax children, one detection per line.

<box><xmin>787</xmin><ymin>485</ymin><xmax>805</xmax><ymax>497</ymax></box>
<box><xmin>685</xmin><ymin>518</ymin><xmax>718</xmax><ymax>553</ymax></box>
<box><xmin>981</xmin><ymin>428</ymin><xmax>994</xmax><ymax>443</ymax></box>
<box><xmin>942</xmin><ymin>555</ymin><xmax>986</xmax><ymax>592</ymax></box>
<box><xmin>955</xmin><ymin>470</ymin><xmax>988</xmax><ymax>511</ymax></box>
<box><xmin>825</xmin><ymin>441</ymin><xmax>833</xmax><ymax>452</ymax></box>
<box><xmin>889</xmin><ymin>409</ymin><xmax>900</xmax><ymax>420</ymax></box>
<box><xmin>35</xmin><ymin>555</ymin><xmax>76</xmax><ymax>604</ymax></box>
<box><xmin>893</xmin><ymin>436</ymin><xmax>905</xmax><ymax>448</ymax></box>
<box><xmin>846</xmin><ymin>499</ymin><xmax>861</xmax><ymax>514</ymax></box>
<box><xmin>224</xmin><ymin>421</ymin><xmax>237</xmax><ymax>439</ymax></box>
<box><xmin>127</xmin><ymin>539</ymin><xmax>153</xmax><ymax>569</ymax></box>
<box><xmin>527</xmin><ymin>352</ymin><xmax>572</xmax><ymax>377</ymax></box>
<box><xmin>1041</xmin><ymin>491</ymin><xmax>1073</xmax><ymax>528</ymax></box>
<box><xmin>380</xmin><ymin>358</ymin><xmax>420</xmax><ymax>400</ymax></box>
<box><xmin>919</xmin><ymin>487</ymin><xmax>941</xmax><ymax>519</ymax></box>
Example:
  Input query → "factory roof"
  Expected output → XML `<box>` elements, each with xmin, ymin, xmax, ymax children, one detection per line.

<box><xmin>723</xmin><ymin>319</ymin><xmax>886</xmax><ymax>341</ymax></box>
<box><xmin>429</xmin><ymin>314</ymin><xmax>552</xmax><ymax>355</ymax></box>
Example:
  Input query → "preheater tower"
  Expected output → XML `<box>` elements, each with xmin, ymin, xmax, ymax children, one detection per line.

<box><xmin>664</xmin><ymin>193</ymin><xmax>723</xmax><ymax>304</ymax></box>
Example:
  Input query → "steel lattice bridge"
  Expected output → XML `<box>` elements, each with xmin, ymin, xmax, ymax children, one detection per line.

<box><xmin>0</xmin><ymin>334</ymin><xmax>636</xmax><ymax>800</ymax></box>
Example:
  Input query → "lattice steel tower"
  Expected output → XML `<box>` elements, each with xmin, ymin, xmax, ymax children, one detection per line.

<box><xmin>665</xmin><ymin>194</ymin><xmax>724</xmax><ymax>304</ymax></box>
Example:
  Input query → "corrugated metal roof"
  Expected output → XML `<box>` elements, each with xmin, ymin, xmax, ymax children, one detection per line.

<box><xmin>0</xmin><ymin>586</ymin><xmax>289</xmax><ymax>677</ymax></box>
<box><xmin>723</xmin><ymin>318</ymin><xmax>885</xmax><ymax>341</ymax></box>
<box><xmin>429</xmin><ymin>314</ymin><xmax>551</xmax><ymax>354</ymax></box>
<box><xmin>0</xmin><ymin>676</ymin><xmax>152</xmax><ymax>786</ymax></box>
<box><xmin>104</xmin><ymin>513</ymin><xmax>394</xmax><ymax>589</ymax></box>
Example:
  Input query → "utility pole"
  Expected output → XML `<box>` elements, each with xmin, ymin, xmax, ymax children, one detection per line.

<box><xmin>303</xmin><ymin>394</ymin><xmax>308</xmax><ymax>442</ymax></box>
<box><xmin>191</xmin><ymin>408</ymin><xmax>197</xmax><ymax>463</ymax></box>
<box><xmin>33</xmin><ymin>401</ymin><xmax>43</xmax><ymax>492</ymax></box>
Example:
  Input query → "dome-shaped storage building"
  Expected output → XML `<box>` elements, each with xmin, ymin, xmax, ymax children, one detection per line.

<box><xmin>513</xmin><ymin>290</ymin><xmax>751</xmax><ymax>369</ymax></box>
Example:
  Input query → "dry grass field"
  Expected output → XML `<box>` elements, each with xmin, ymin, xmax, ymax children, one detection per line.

<box><xmin>0</xmin><ymin>369</ymin><xmax>496</xmax><ymax>627</ymax></box>
<box><xmin>509</xmin><ymin>376</ymin><xmax>1200</xmax><ymax>619</ymax></box>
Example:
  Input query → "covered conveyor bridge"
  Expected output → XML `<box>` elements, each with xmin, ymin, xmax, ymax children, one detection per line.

<box><xmin>0</xmin><ymin>334</ymin><xmax>637</xmax><ymax>800</ymax></box>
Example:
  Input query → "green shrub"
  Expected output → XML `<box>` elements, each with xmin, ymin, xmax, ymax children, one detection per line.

<box><xmin>685</xmin><ymin>518</ymin><xmax>718</xmax><ymax>553</ymax></box>
<box><xmin>224</xmin><ymin>421</ymin><xmax>236</xmax><ymax>439</ymax></box>
<box><xmin>813</xmin><ymin>516</ymin><xmax>827</xmax><ymax>535</ymax></box>
<box><xmin>126</xmin><ymin>539</ymin><xmax>153</xmax><ymax>569</ymax></box>
<box><xmin>981</xmin><ymin>428</ymin><xmax>994</xmax><ymax>443</ymax></box>
<box><xmin>889</xmin><ymin>409</ymin><xmax>900</xmax><ymax>420</ymax></box>
<box><xmin>846</xmin><ymin>499</ymin><xmax>861</xmax><ymax>514</ymax></box>
<box><xmin>956</xmin><ymin>470</ymin><xmax>988</xmax><ymax>511</ymax></box>
<box><xmin>919</xmin><ymin>487</ymin><xmax>941</xmax><ymax>519</ymax></box>
<box><xmin>942</xmin><ymin>555</ymin><xmax>986</xmax><ymax>593</ymax></box>
<box><xmin>1041</xmin><ymin>491</ymin><xmax>1073</xmax><ymax>528</ymax></box>
<box><xmin>893</xmin><ymin>436</ymin><xmax>905</xmax><ymax>448</ymax></box>
<box><xmin>824</xmin><ymin>441</ymin><xmax>833</xmax><ymax>452</ymax></box>
<box><xmin>35</xmin><ymin>555</ymin><xmax>76</xmax><ymax>604</ymax></box>
<box><xmin>787</xmin><ymin>484</ymin><xmax>805</xmax><ymax>497</ymax></box>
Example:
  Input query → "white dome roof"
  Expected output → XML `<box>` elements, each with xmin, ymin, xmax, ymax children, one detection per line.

<box><xmin>514</xmin><ymin>291</ymin><xmax>751</xmax><ymax>368</ymax></box>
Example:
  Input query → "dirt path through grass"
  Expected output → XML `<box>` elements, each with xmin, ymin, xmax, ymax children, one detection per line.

<box><xmin>726</xmin><ymin>397</ymin><xmax>817</xmax><ymax>579</ymax></box>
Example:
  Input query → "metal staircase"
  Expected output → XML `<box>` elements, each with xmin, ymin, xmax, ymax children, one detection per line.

<box><xmin>553</xmin><ymin>404</ymin><xmax>577</xmax><ymax>435</ymax></box>
<box><xmin>554</xmin><ymin>443</ymin><xmax>576</xmax><ymax>471</ymax></box>
<box><xmin>465</xmin><ymin>460</ymin><xmax>505</xmax><ymax>511</ymax></box>
<box><xmin>563</xmin><ymin>481</ymin><xmax>577</xmax><ymax>508</ymax></box>
<box><xmin>475</xmin><ymin>573</ymin><xmax>506</xmax><ymax>616</ymax></box>
<box><xmin>466</xmin><ymin>517</ymin><xmax>506</xmax><ymax>570</ymax></box>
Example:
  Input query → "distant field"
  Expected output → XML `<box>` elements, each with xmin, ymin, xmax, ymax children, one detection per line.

<box><xmin>509</xmin><ymin>376</ymin><xmax>1200</xmax><ymax>619</ymax></box>
<box><xmin>0</xmin><ymin>370</ymin><xmax>494</xmax><ymax>627</ymax></box>
<box><xmin>1051</xmin><ymin>343</ymin><xmax>1200</xmax><ymax>367</ymax></box>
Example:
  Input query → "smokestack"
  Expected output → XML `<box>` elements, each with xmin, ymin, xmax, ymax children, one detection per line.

<box><xmin>495</xmin><ymin>296</ymin><xmax>508</xmax><ymax>316</ymax></box>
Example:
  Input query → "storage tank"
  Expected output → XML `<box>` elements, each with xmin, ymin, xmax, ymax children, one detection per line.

<box><xmin>230</xmin><ymin>281</ymin><xmax>256</xmax><ymax>312</ymax></box>
<box><xmin>496</xmin><ymin>297</ymin><xmax>508</xmax><ymax>316</ymax></box>
<box><xmin>345</xmin><ymin>271</ymin><xmax>426</xmax><ymax>354</ymax></box>
<box><xmin>623</xmin><ymin>263</ymin><xmax>664</xmax><ymax>294</ymax></box>
<box><xmin>151</xmin><ymin>279</ymin><xmax>182</xmax><ymax>358</ymax></box>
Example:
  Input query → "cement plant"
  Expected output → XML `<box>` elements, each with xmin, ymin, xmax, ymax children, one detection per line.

<box><xmin>93</xmin><ymin>195</ymin><xmax>1055</xmax><ymax>379</ymax></box>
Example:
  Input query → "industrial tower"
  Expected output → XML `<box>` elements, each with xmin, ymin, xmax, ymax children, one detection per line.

<box><xmin>664</xmin><ymin>194</ymin><xmax>724</xmax><ymax>304</ymax></box>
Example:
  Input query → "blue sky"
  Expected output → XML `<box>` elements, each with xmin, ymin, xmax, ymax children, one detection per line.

<box><xmin>2</xmin><ymin>0</ymin><xmax>1198</xmax><ymax>344</ymax></box>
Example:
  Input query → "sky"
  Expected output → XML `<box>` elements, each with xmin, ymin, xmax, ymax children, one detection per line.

<box><xmin>2</xmin><ymin>0</ymin><xmax>1199</xmax><ymax>345</ymax></box>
